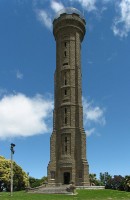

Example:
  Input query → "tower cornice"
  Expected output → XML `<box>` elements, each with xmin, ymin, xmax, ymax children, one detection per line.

<box><xmin>53</xmin><ymin>13</ymin><xmax>86</xmax><ymax>42</ymax></box>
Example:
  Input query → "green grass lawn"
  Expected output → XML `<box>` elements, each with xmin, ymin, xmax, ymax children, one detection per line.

<box><xmin>0</xmin><ymin>190</ymin><xmax>130</xmax><ymax>200</ymax></box>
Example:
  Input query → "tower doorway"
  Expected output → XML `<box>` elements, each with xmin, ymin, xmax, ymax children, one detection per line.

<box><xmin>64</xmin><ymin>172</ymin><xmax>70</xmax><ymax>184</ymax></box>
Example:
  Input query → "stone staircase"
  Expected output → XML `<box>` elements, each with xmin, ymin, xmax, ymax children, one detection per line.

<box><xmin>27</xmin><ymin>185</ymin><xmax>73</xmax><ymax>194</ymax></box>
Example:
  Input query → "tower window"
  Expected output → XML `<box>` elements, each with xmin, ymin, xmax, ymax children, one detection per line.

<box><xmin>64</xmin><ymin>51</ymin><xmax>67</xmax><ymax>57</ymax></box>
<box><xmin>65</xmin><ymin>108</ymin><xmax>67</xmax><ymax>114</ymax></box>
<box><xmin>51</xmin><ymin>171</ymin><xmax>55</xmax><ymax>179</ymax></box>
<box><xmin>63</xmin><ymin>62</ymin><xmax>68</xmax><ymax>66</ymax></box>
<box><xmin>64</xmin><ymin>42</ymin><xmax>67</xmax><ymax>47</ymax></box>
<box><xmin>64</xmin><ymin>72</ymin><xmax>67</xmax><ymax>85</ymax></box>
<box><xmin>65</xmin><ymin>79</ymin><xmax>67</xmax><ymax>85</ymax></box>
<box><xmin>65</xmin><ymin>116</ymin><xmax>67</xmax><ymax>124</ymax></box>
<box><xmin>65</xmin><ymin>145</ymin><xmax>67</xmax><ymax>153</ymax></box>
<box><xmin>65</xmin><ymin>136</ymin><xmax>67</xmax><ymax>142</ymax></box>
<box><xmin>64</xmin><ymin>89</ymin><xmax>67</xmax><ymax>95</ymax></box>
<box><xmin>61</xmin><ymin>134</ymin><xmax>71</xmax><ymax>155</ymax></box>
<box><xmin>79</xmin><ymin>171</ymin><xmax>82</xmax><ymax>178</ymax></box>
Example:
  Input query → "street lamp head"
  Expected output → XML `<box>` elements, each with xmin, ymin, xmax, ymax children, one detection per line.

<box><xmin>10</xmin><ymin>143</ymin><xmax>16</xmax><ymax>154</ymax></box>
<box><xmin>11</xmin><ymin>143</ymin><xmax>16</xmax><ymax>147</ymax></box>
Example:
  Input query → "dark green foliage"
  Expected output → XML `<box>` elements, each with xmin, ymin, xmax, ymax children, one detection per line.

<box><xmin>124</xmin><ymin>176</ymin><xmax>130</xmax><ymax>192</ymax></box>
<box><xmin>29</xmin><ymin>176</ymin><xmax>47</xmax><ymax>188</ymax></box>
<box><xmin>105</xmin><ymin>175</ymin><xmax>124</xmax><ymax>190</ymax></box>
<box><xmin>89</xmin><ymin>173</ymin><xmax>96</xmax><ymax>185</ymax></box>
<box><xmin>100</xmin><ymin>172</ymin><xmax>112</xmax><ymax>186</ymax></box>
<box><xmin>89</xmin><ymin>173</ymin><xmax>103</xmax><ymax>186</ymax></box>
<box><xmin>0</xmin><ymin>156</ymin><xmax>28</xmax><ymax>192</ymax></box>
<box><xmin>91</xmin><ymin>172</ymin><xmax>130</xmax><ymax>192</ymax></box>
<box><xmin>103</xmin><ymin>174</ymin><xmax>130</xmax><ymax>192</ymax></box>
<box><xmin>13</xmin><ymin>162</ymin><xmax>28</xmax><ymax>191</ymax></box>
<box><xmin>89</xmin><ymin>173</ymin><xmax>99</xmax><ymax>186</ymax></box>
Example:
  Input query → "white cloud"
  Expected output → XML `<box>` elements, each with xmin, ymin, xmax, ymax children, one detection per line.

<box><xmin>70</xmin><ymin>0</ymin><xmax>96</xmax><ymax>12</ymax></box>
<box><xmin>33</xmin><ymin>0</ymin><xmax>100</xmax><ymax>30</ymax></box>
<box><xmin>83</xmin><ymin>97</ymin><xmax>106</xmax><ymax>136</ymax></box>
<box><xmin>86</xmin><ymin>128</ymin><xmax>95</xmax><ymax>136</ymax></box>
<box><xmin>0</xmin><ymin>94</ymin><xmax>105</xmax><ymax>139</ymax></box>
<box><xmin>34</xmin><ymin>1</ymin><xmax>64</xmax><ymax>30</ymax></box>
<box><xmin>83</xmin><ymin>97</ymin><xmax>106</xmax><ymax>126</ymax></box>
<box><xmin>102</xmin><ymin>0</ymin><xmax>112</xmax><ymax>3</ymax></box>
<box><xmin>87</xmin><ymin>107</ymin><xmax>104</xmax><ymax>123</ymax></box>
<box><xmin>16</xmin><ymin>70</ymin><xmax>23</xmax><ymax>79</ymax></box>
<box><xmin>0</xmin><ymin>93</ymin><xmax>53</xmax><ymax>140</ymax></box>
<box><xmin>36</xmin><ymin>9</ymin><xmax>52</xmax><ymax>30</ymax></box>
<box><xmin>112</xmin><ymin>0</ymin><xmax>130</xmax><ymax>37</ymax></box>
<box><xmin>51</xmin><ymin>0</ymin><xmax>64</xmax><ymax>13</ymax></box>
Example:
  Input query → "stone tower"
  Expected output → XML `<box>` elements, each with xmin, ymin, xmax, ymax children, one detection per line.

<box><xmin>47</xmin><ymin>8</ymin><xmax>89</xmax><ymax>186</ymax></box>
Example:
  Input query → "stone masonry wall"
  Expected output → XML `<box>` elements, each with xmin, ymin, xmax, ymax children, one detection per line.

<box><xmin>48</xmin><ymin>12</ymin><xmax>90</xmax><ymax>186</ymax></box>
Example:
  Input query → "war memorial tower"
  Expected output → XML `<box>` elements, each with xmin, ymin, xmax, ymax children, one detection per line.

<box><xmin>47</xmin><ymin>8</ymin><xmax>89</xmax><ymax>186</ymax></box>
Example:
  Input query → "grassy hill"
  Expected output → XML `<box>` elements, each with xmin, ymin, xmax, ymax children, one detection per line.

<box><xmin>1</xmin><ymin>189</ymin><xmax>130</xmax><ymax>200</ymax></box>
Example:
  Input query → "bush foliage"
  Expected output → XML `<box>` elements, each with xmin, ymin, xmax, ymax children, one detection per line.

<box><xmin>0</xmin><ymin>156</ymin><xmax>28</xmax><ymax>191</ymax></box>
<box><xmin>89</xmin><ymin>172</ymin><xmax>130</xmax><ymax>192</ymax></box>
<box><xmin>29</xmin><ymin>176</ymin><xmax>47</xmax><ymax>188</ymax></box>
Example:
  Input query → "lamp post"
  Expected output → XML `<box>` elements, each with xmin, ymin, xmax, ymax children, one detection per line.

<box><xmin>10</xmin><ymin>143</ymin><xmax>15</xmax><ymax>196</ymax></box>
<box><xmin>27</xmin><ymin>172</ymin><xmax>30</xmax><ymax>188</ymax></box>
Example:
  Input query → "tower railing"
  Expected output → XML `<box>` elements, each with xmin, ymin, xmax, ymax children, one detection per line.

<box><xmin>53</xmin><ymin>7</ymin><xmax>85</xmax><ymax>21</ymax></box>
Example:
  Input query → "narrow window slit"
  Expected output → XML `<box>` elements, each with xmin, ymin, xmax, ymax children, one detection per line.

<box><xmin>64</xmin><ymin>89</ymin><xmax>67</xmax><ymax>95</ymax></box>
<box><xmin>65</xmin><ymin>108</ymin><xmax>67</xmax><ymax>114</ymax></box>
<box><xmin>63</xmin><ymin>63</ymin><xmax>68</xmax><ymax>66</ymax></box>
<box><xmin>65</xmin><ymin>117</ymin><xmax>67</xmax><ymax>124</ymax></box>
<box><xmin>64</xmin><ymin>51</ymin><xmax>67</xmax><ymax>57</ymax></box>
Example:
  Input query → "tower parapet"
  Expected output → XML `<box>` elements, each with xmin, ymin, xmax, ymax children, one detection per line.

<box><xmin>53</xmin><ymin>7</ymin><xmax>86</xmax><ymax>42</ymax></box>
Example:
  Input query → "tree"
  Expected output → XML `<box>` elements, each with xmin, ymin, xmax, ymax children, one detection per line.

<box><xmin>29</xmin><ymin>176</ymin><xmax>47</xmax><ymax>188</ymax></box>
<box><xmin>89</xmin><ymin>173</ymin><xmax>101</xmax><ymax>186</ymax></box>
<box><xmin>0</xmin><ymin>156</ymin><xmax>28</xmax><ymax>192</ymax></box>
<box><xmin>89</xmin><ymin>172</ymin><xmax>130</xmax><ymax>192</ymax></box>
<box><xmin>100</xmin><ymin>172</ymin><xmax>112</xmax><ymax>186</ymax></box>
<box><xmin>124</xmin><ymin>176</ymin><xmax>130</xmax><ymax>192</ymax></box>
<box><xmin>112</xmin><ymin>175</ymin><xmax>125</xmax><ymax>190</ymax></box>
<box><xmin>105</xmin><ymin>175</ymin><xmax>125</xmax><ymax>191</ymax></box>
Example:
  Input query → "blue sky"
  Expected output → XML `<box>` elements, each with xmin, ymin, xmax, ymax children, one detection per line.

<box><xmin>0</xmin><ymin>0</ymin><xmax>130</xmax><ymax>179</ymax></box>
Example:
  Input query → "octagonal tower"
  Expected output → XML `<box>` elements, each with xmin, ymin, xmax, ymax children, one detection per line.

<box><xmin>47</xmin><ymin>8</ymin><xmax>89</xmax><ymax>186</ymax></box>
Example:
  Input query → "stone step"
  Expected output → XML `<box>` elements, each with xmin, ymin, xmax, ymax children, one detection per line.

<box><xmin>27</xmin><ymin>185</ymin><xmax>72</xmax><ymax>194</ymax></box>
